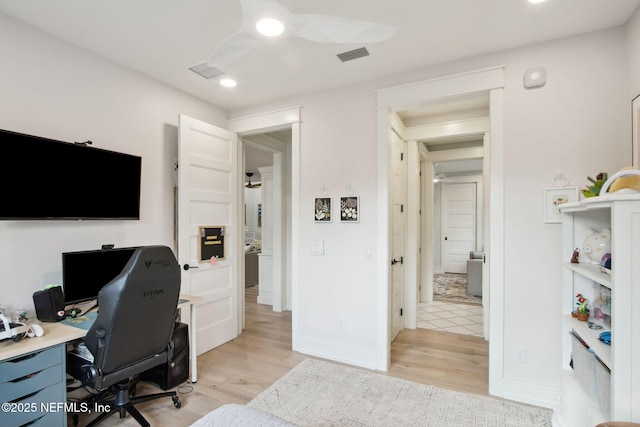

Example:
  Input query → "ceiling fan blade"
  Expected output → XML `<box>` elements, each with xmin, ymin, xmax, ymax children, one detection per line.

<box><xmin>293</xmin><ymin>14</ymin><xmax>396</xmax><ymax>44</ymax></box>
<box><xmin>207</xmin><ymin>31</ymin><xmax>258</xmax><ymax>68</ymax></box>
<box><xmin>240</xmin><ymin>0</ymin><xmax>297</xmax><ymax>35</ymax></box>
<box><xmin>208</xmin><ymin>0</ymin><xmax>395</xmax><ymax>68</ymax></box>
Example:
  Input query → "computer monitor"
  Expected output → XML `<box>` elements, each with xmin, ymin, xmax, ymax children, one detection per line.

<box><xmin>62</xmin><ymin>247</ymin><xmax>138</xmax><ymax>306</ymax></box>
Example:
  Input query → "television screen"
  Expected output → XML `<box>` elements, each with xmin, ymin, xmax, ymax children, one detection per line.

<box><xmin>62</xmin><ymin>247</ymin><xmax>137</xmax><ymax>305</ymax></box>
<box><xmin>0</xmin><ymin>128</ymin><xmax>141</xmax><ymax>220</ymax></box>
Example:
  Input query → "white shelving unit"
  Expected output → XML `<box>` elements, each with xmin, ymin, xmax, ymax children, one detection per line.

<box><xmin>555</xmin><ymin>195</ymin><xmax>640</xmax><ymax>426</ymax></box>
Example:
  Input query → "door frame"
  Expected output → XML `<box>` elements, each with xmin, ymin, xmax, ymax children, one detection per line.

<box><xmin>227</xmin><ymin>106</ymin><xmax>301</xmax><ymax>341</ymax></box>
<box><xmin>376</xmin><ymin>66</ymin><xmax>505</xmax><ymax>397</ymax></box>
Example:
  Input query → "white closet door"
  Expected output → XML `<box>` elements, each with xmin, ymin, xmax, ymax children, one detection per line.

<box><xmin>442</xmin><ymin>182</ymin><xmax>476</xmax><ymax>274</ymax></box>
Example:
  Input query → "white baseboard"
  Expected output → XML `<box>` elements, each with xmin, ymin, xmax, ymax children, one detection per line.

<box><xmin>257</xmin><ymin>294</ymin><xmax>273</xmax><ymax>305</ymax></box>
<box><xmin>499</xmin><ymin>377</ymin><xmax>559</xmax><ymax>410</ymax></box>
<box><xmin>295</xmin><ymin>335</ymin><xmax>378</xmax><ymax>370</ymax></box>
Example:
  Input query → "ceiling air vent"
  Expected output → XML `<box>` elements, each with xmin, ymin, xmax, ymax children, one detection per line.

<box><xmin>337</xmin><ymin>47</ymin><xmax>369</xmax><ymax>62</ymax></box>
<box><xmin>189</xmin><ymin>62</ymin><xmax>224</xmax><ymax>79</ymax></box>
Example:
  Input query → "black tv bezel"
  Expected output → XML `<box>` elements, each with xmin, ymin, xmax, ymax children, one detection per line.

<box><xmin>0</xmin><ymin>128</ymin><xmax>142</xmax><ymax>221</ymax></box>
<box><xmin>62</xmin><ymin>246</ymin><xmax>138</xmax><ymax>306</ymax></box>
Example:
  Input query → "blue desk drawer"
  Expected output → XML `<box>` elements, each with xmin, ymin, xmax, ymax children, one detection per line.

<box><xmin>0</xmin><ymin>346</ymin><xmax>63</xmax><ymax>383</ymax></box>
<box><xmin>19</xmin><ymin>411</ymin><xmax>65</xmax><ymax>426</ymax></box>
<box><xmin>0</xmin><ymin>363</ymin><xmax>64</xmax><ymax>403</ymax></box>
<box><xmin>0</xmin><ymin>383</ymin><xmax>65</xmax><ymax>427</ymax></box>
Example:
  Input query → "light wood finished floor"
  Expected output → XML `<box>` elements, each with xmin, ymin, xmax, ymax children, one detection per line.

<box><xmin>69</xmin><ymin>286</ymin><xmax>488</xmax><ymax>426</ymax></box>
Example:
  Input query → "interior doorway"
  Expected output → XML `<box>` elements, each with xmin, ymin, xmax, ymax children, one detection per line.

<box><xmin>227</xmin><ymin>106</ymin><xmax>301</xmax><ymax>340</ymax></box>
<box><xmin>422</xmin><ymin>159</ymin><xmax>485</xmax><ymax>338</ymax></box>
<box><xmin>395</xmin><ymin>104</ymin><xmax>487</xmax><ymax>340</ymax></box>
<box><xmin>242</xmin><ymin>130</ymin><xmax>292</xmax><ymax>313</ymax></box>
<box><xmin>376</xmin><ymin>66</ymin><xmax>505</xmax><ymax>397</ymax></box>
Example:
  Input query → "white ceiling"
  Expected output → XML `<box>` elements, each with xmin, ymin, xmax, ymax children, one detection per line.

<box><xmin>0</xmin><ymin>0</ymin><xmax>638</xmax><ymax>111</ymax></box>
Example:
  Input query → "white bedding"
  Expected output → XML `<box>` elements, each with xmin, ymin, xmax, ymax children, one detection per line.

<box><xmin>190</xmin><ymin>403</ymin><xmax>297</xmax><ymax>427</ymax></box>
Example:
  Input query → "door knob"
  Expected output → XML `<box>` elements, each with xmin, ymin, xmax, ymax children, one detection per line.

<box><xmin>183</xmin><ymin>264</ymin><xmax>199</xmax><ymax>271</ymax></box>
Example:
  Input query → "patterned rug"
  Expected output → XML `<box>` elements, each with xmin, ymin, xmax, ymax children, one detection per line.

<box><xmin>434</xmin><ymin>273</ymin><xmax>481</xmax><ymax>304</ymax></box>
<box><xmin>249</xmin><ymin>358</ymin><xmax>552</xmax><ymax>427</ymax></box>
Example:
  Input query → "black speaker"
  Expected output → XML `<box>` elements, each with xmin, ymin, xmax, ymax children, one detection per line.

<box><xmin>32</xmin><ymin>286</ymin><xmax>66</xmax><ymax>322</ymax></box>
<box><xmin>172</xmin><ymin>322</ymin><xmax>189</xmax><ymax>355</ymax></box>
<box><xmin>141</xmin><ymin>323</ymin><xmax>189</xmax><ymax>390</ymax></box>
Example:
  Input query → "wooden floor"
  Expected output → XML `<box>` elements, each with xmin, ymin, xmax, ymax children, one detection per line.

<box><xmin>70</xmin><ymin>286</ymin><xmax>488</xmax><ymax>426</ymax></box>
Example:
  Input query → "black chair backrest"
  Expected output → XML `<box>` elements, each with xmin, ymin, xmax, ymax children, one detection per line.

<box><xmin>84</xmin><ymin>246</ymin><xmax>181</xmax><ymax>374</ymax></box>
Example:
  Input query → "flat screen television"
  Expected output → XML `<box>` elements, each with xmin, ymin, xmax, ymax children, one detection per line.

<box><xmin>0</xmin><ymin>128</ymin><xmax>141</xmax><ymax>220</ymax></box>
<box><xmin>62</xmin><ymin>247</ymin><xmax>137</xmax><ymax>305</ymax></box>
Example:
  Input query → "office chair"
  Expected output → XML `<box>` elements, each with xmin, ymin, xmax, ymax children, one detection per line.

<box><xmin>67</xmin><ymin>246</ymin><xmax>183</xmax><ymax>427</ymax></box>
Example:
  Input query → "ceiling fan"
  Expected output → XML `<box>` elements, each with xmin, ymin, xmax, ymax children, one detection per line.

<box><xmin>207</xmin><ymin>0</ymin><xmax>396</xmax><ymax>69</ymax></box>
<box><xmin>245</xmin><ymin>172</ymin><xmax>261</xmax><ymax>188</ymax></box>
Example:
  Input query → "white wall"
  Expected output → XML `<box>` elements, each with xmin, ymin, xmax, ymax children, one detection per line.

<box><xmin>627</xmin><ymin>6</ymin><xmax>640</xmax><ymax>98</ymax></box>
<box><xmin>0</xmin><ymin>14</ymin><xmax>227</xmax><ymax>311</ymax></box>
<box><xmin>626</xmin><ymin>5</ymin><xmax>640</xmax><ymax>166</ymax></box>
<box><xmin>230</xmin><ymin>27</ymin><xmax>630</xmax><ymax>402</ymax></box>
<box><xmin>291</xmin><ymin>86</ymin><xmax>380</xmax><ymax>366</ymax></box>
<box><xmin>497</xmin><ymin>29</ymin><xmax>628</xmax><ymax>395</ymax></box>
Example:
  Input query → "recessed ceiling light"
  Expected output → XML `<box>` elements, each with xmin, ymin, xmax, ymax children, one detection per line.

<box><xmin>220</xmin><ymin>78</ymin><xmax>237</xmax><ymax>88</ymax></box>
<box><xmin>256</xmin><ymin>18</ymin><xmax>284</xmax><ymax>37</ymax></box>
<box><xmin>528</xmin><ymin>0</ymin><xmax>547</xmax><ymax>3</ymax></box>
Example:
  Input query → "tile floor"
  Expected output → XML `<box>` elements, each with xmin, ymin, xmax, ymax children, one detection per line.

<box><xmin>417</xmin><ymin>300</ymin><xmax>484</xmax><ymax>337</ymax></box>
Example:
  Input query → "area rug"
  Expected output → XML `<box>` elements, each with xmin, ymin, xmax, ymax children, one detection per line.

<box><xmin>433</xmin><ymin>273</ymin><xmax>481</xmax><ymax>304</ymax></box>
<box><xmin>248</xmin><ymin>359</ymin><xmax>552</xmax><ymax>427</ymax></box>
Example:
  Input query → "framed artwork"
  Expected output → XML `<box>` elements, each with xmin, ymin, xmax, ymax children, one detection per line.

<box><xmin>544</xmin><ymin>187</ymin><xmax>578</xmax><ymax>223</ymax></box>
<box><xmin>314</xmin><ymin>197</ymin><xmax>332</xmax><ymax>222</ymax></box>
<box><xmin>633</xmin><ymin>93</ymin><xmax>640</xmax><ymax>168</ymax></box>
<box><xmin>340</xmin><ymin>196</ymin><xmax>359</xmax><ymax>222</ymax></box>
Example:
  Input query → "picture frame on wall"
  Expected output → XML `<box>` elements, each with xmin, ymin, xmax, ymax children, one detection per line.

<box><xmin>544</xmin><ymin>187</ymin><xmax>579</xmax><ymax>223</ymax></box>
<box><xmin>632</xmin><ymin>93</ymin><xmax>640</xmax><ymax>168</ymax></box>
<box><xmin>314</xmin><ymin>197</ymin><xmax>332</xmax><ymax>222</ymax></box>
<box><xmin>340</xmin><ymin>196</ymin><xmax>359</xmax><ymax>222</ymax></box>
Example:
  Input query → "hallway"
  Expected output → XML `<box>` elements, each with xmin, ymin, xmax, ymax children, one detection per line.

<box><xmin>417</xmin><ymin>300</ymin><xmax>484</xmax><ymax>337</ymax></box>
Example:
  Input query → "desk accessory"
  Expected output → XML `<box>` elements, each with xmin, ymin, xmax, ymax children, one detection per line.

<box><xmin>0</xmin><ymin>314</ymin><xmax>29</xmax><ymax>341</ymax></box>
<box><xmin>26</xmin><ymin>324</ymin><xmax>44</xmax><ymax>338</ymax></box>
<box><xmin>33</xmin><ymin>285</ymin><xmax>66</xmax><ymax>322</ymax></box>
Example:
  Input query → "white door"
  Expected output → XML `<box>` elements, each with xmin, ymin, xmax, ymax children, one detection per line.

<box><xmin>178</xmin><ymin>114</ymin><xmax>239</xmax><ymax>356</ymax></box>
<box><xmin>390</xmin><ymin>130</ymin><xmax>406</xmax><ymax>341</ymax></box>
<box><xmin>442</xmin><ymin>182</ymin><xmax>476</xmax><ymax>274</ymax></box>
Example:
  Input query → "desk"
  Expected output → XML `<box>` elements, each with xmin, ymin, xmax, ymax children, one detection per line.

<box><xmin>0</xmin><ymin>294</ymin><xmax>201</xmax><ymax>382</ymax></box>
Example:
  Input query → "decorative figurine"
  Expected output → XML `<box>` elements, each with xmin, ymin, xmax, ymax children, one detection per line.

<box><xmin>581</xmin><ymin>228</ymin><xmax>611</xmax><ymax>264</ymax></box>
<box><xmin>574</xmin><ymin>293</ymin><xmax>589</xmax><ymax>321</ymax></box>
<box><xmin>570</xmin><ymin>248</ymin><xmax>580</xmax><ymax>264</ymax></box>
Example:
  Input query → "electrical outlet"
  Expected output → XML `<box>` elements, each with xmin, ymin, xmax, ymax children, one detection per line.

<box><xmin>516</xmin><ymin>347</ymin><xmax>527</xmax><ymax>363</ymax></box>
